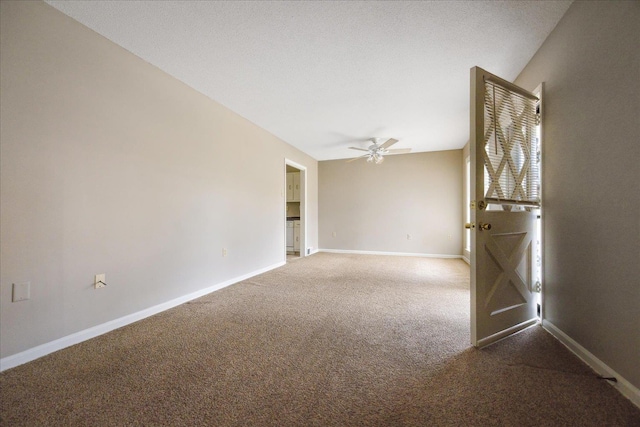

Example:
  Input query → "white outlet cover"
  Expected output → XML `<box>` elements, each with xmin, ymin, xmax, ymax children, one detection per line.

<box><xmin>95</xmin><ymin>273</ymin><xmax>106</xmax><ymax>289</ymax></box>
<box><xmin>12</xmin><ymin>282</ymin><xmax>30</xmax><ymax>302</ymax></box>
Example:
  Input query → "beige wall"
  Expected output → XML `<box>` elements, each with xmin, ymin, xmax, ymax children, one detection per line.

<box><xmin>319</xmin><ymin>151</ymin><xmax>463</xmax><ymax>255</ymax></box>
<box><xmin>0</xmin><ymin>1</ymin><xmax>318</xmax><ymax>358</ymax></box>
<box><xmin>515</xmin><ymin>2</ymin><xmax>639</xmax><ymax>388</ymax></box>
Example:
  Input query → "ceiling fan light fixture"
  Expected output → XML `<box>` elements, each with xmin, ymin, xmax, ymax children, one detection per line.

<box><xmin>347</xmin><ymin>137</ymin><xmax>408</xmax><ymax>164</ymax></box>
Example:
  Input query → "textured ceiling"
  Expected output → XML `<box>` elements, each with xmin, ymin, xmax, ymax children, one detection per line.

<box><xmin>45</xmin><ymin>1</ymin><xmax>572</xmax><ymax>161</ymax></box>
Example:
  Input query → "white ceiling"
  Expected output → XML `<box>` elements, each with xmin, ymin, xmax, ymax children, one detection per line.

<box><xmin>45</xmin><ymin>1</ymin><xmax>572</xmax><ymax>161</ymax></box>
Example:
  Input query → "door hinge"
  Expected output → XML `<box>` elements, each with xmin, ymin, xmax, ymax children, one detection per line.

<box><xmin>533</xmin><ymin>281</ymin><xmax>542</xmax><ymax>293</ymax></box>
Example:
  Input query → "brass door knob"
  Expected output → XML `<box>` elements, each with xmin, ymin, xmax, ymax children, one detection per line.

<box><xmin>464</xmin><ymin>223</ymin><xmax>475</xmax><ymax>229</ymax></box>
<box><xmin>479</xmin><ymin>222</ymin><xmax>492</xmax><ymax>230</ymax></box>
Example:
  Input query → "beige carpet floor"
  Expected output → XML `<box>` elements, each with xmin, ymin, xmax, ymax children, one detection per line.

<box><xmin>1</xmin><ymin>253</ymin><xmax>638</xmax><ymax>426</ymax></box>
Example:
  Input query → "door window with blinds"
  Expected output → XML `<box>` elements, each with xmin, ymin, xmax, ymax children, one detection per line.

<box><xmin>483</xmin><ymin>79</ymin><xmax>540</xmax><ymax>208</ymax></box>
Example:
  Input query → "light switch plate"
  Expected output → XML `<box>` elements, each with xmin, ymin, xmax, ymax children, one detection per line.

<box><xmin>12</xmin><ymin>282</ymin><xmax>30</xmax><ymax>302</ymax></box>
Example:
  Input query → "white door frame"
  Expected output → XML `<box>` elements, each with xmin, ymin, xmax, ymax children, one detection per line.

<box><xmin>533</xmin><ymin>82</ymin><xmax>545</xmax><ymax>322</ymax></box>
<box><xmin>284</xmin><ymin>159</ymin><xmax>307</xmax><ymax>260</ymax></box>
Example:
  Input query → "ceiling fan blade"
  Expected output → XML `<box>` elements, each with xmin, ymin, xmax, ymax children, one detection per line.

<box><xmin>385</xmin><ymin>148</ymin><xmax>412</xmax><ymax>154</ymax></box>
<box><xmin>346</xmin><ymin>154</ymin><xmax>368</xmax><ymax>163</ymax></box>
<box><xmin>379</xmin><ymin>138</ymin><xmax>399</xmax><ymax>149</ymax></box>
<box><xmin>348</xmin><ymin>147</ymin><xmax>369</xmax><ymax>152</ymax></box>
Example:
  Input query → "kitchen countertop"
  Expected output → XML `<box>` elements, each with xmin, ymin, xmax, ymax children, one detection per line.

<box><xmin>286</xmin><ymin>217</ymin><xmax>300</xmax><ymax>221</ymax></box>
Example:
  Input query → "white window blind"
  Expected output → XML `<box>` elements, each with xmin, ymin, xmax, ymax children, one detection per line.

<box><xmin>483</xmin><ymin>80</ymin><xmax>540</xmax><ymax>207</ymax></box>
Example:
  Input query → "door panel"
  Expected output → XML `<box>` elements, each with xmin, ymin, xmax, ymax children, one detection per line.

<box><xmin>475</xmin><ymin>210</ymin><xmax>537</xmax><ymax>346</ymax></box>
<box><xmin>470</xmin><ymin>67</ymin><xmax>540</xmax><ymax>347</ymax></box>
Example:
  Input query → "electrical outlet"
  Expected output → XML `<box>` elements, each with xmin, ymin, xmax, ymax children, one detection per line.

<box><xmin>95</xmin><ymin>274</ymin><xmax>106</xmax><ymax>289</ymax></box>
<box><xmin>222</xmin><ymin>248</ymin><xmax>228</xmax><ymax>257</ymax></box>
<box><xmin>407</xmin><ymin>234</ymin><xmax>412</xmax><ymax>240</ymax></box>
<box><xmin>12</xmin><ymin>282</ymin><xmax>30</xmax><ymax>302</ymax></box>
<box><xmin>332</xmin><ymin>231</ymin><xmax>336</xmax><ymax>237</ymax></box>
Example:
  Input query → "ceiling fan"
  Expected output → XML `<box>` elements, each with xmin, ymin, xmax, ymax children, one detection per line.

<box><xmin>347</xmin><ymin>138</ymin><xmax>411</xmax><ymax>164</ymax></box>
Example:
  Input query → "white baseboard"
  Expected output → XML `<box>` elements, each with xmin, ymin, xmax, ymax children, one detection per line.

<box><xmin>543</xmin><ymin>320</ymin><xmax>640</xmax><ymax>409</ymax></box>
<box><xmin>462</xmin><ymin>255</ymin><xmax>470</xmax><ymax>265</ymax></box>
<box><xmin>0</xmin><ymin>261</ymin><xmax>285</xmax><ymax>372</ymax></box>
<box><xmin>319</xmin><ymin>248</ymin><xmax>463</xmax><ymax>259</ymax></box>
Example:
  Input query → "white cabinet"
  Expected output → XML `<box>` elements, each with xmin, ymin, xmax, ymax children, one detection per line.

<box><xmin>293</xmin><ymin>220</ymin><xmax>301</xmax><ymax>252</ymax></box>
<box><xmin>286</xmin><ymin>220</ymin><xmax>300</xmax><ymax>254</ymax></box>
<box><xmin>286</xmin><ymin>221</ymin><xmax>294</xmax><ymax>252</ymax></box>
<box><xmin>286</xmin><ymin>173</ymin><xmax>294</xmax><ymax>202</ymax></box>
<box><xmin>293</xmin><ymin>173</ymin><xmax>300</xmax><ymax>202</ymax></box>
<box><xmin>286</xmin><ymin>172</ymin><xmax>300</xmax><ymax>202</ymax></box>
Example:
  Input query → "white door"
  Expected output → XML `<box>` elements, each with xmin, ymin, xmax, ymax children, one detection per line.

<box><xmin>469</xmin><ymin>66</ymin><xmax>542</xmax><ymax>347</ymax></box>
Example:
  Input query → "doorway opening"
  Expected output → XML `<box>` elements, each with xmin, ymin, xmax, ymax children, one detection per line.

<box><xmin>284</xmin><ymin>160</ymin><xmax>306</xmax><ymax>262</ymax></box>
